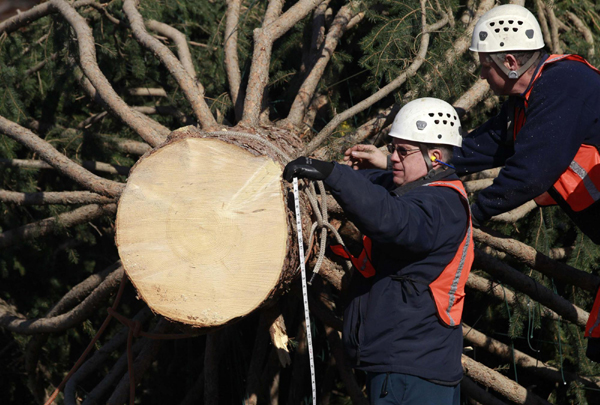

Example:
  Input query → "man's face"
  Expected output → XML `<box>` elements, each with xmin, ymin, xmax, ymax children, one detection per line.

<box><xmin>478</xmin><ymin>53</ymin><xmax>509</xmax><ymax>95</ymax></box>
<box><xmin>389</xmin><ymin>139</ymin><xmax>428</xmax><ymax>186</ymax></box>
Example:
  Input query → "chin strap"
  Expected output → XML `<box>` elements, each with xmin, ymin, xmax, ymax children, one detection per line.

<box><xmin>419</xmin><ymin>143</ymin><xmax>437</xmax><ymax>179</ymax></box>
<box><xmin>490</xmin><ymin>51</ymin><xmax>540</xmax><ymax>79</ymax></box>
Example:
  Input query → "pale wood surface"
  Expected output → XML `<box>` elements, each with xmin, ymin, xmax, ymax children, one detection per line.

<box><xmin>116</xmin><ymin>138</ymin><xmax>288</xmax><ymax>326</ymax></box>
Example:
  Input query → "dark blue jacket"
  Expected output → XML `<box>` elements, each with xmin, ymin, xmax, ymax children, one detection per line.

<box><xmin>324</xmin><ymin>164</ymin><xmax>469</xmax><ymax>383</ymax></box>
<box><xmin>453</xmin><ymin>55</ymin><xmax>600</xmax><ymax>230</ymax></box>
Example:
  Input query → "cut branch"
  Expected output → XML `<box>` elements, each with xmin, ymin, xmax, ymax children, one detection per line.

<box><xmin>303</xmin><ymin>2</ymin><xmax>449</xmax><ymax>155</ymax></box>
<box><xmin>122</xmin><ymin>0</ymin><xmax>217</xmax><ymax>129</ymax></box>
<box><xmin>566</xmin><ymin>11</ymin><xmax>595</xmax><ymax>58</ymax></box>
<box><xmin>128</xmin><ymin>87</ymin><xmax>168</xmax><ymax>97</ymax></box>
<box><xmin>545</xmin><ymin>4</ymin><xmax>563</xmax><ymax>54</ymax></box>
<box><xmin>285</xmin><ymin>4</ymin><xmax>359</xmax><ymax>127</ymax></box>
<box><xmin>462</xmin><ymin>355</ymin><xmax>552</xmax><ymax>405</ymax></box>
<box><xmin>0</xmin><ymin>190</ymin><xmax>115</xmax><ymax>205</ymax></box>
<box><xmin>0</xmin><ymin>158</ymin><xmax>130</xmax><ymax>176</ymax></box>
<box><xmin>475</xmin><ymin>249</ymin><xmax>589</xmax><ymax>327</ymax></box>
<box><xmin>224</xmin><ymin>0</ymin><xmax>243</xmax><ymax>121</ymax></box>
<box><xmin>0</xmin><ymin>203</ymin><xmax>117</xmax><ymax>249</ymax></box>
<box><xmin>146</xmin><ymin>19</ymin><xmax>197</xmax><ymax>78</ymax></box>
<box><xmin>453</xmin><ymin>79</ymin><xmax>491</xmax><ymax>116</ymax></box>
<box><xmin>534</xmin><ymin>0</ymin><xmax>552</xmax><ymax>53</ymax></box>
<box><xmin>0</xmin><ymin>116</ymin><xmax>124</xmax><ymax>196</ymax></box>
<box><xmin>0</xmin><ymin>0</ymin><xmax>94</xmax><ymax>35</ymax></box>
<box><xmin>50</xmin><ymin>0</ymin><xmax>167</xmax><ymax>147</ymax></box>
<box><xmin>0</xmin><ymin>265</ymin><xmax>123</xmax><ymax>334</ymax></box>
<box><xmin>474</xmin><ymin>228</ymin><xmax>600</xmax><ymax>293</ymax></box>
<box><xmin>490</xmin><ymin>201</ymin><xmax>537</xmax><ymax>223</ymax></box>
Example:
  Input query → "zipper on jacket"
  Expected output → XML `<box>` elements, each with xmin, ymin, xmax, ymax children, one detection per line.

<box><xmin>381</xmin><ymin>372</ymin><xmax>390</xmax><ymax>397</ymax></box>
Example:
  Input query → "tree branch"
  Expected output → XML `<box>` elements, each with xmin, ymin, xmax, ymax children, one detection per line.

<box><xmin>145</xmin><ymin>19</ymin><xmax>197</xmax><ymax>78</ymax></box>
<box><xmin>474</xmin><ymin>228</ymin><xmax>600</xmax><ymax>293</ymax></box>
<box><xmin>534</xmin><ymin>0</ymin><xmax>552</xmax><ymax>53</ymax></box>
<box><xmin>545</xmin><ymin>3</ymin><xmax>563</xmax><ymax>54</ymax></box>
<box><xmin>490</xmin><ymin>200</ymin><xmax>537</xmax><ymax>223</ymax></box>
<box><xmin>50</xmin><ymin>0</ymin><xmax>168</xmax><ymax>147</ymax></box>
<box><xmin>0</xmin><ymin>265</ymin><xmax>123</xmax><ymax>334</ymax></box>
<box><xmin>0</xmin><ymin>116</ymin><xmax>124</xmax><ymax>197</ymax></box>
<box><xmin>303</xmin><ymin>2</ymin><xmax>449</xmax><ymax>155</ymax></box>
<box><xmin>566</xmin><ymin>11</ymin><xmax>595</xmax><ymax>58</ymax></box>
<box><xmin>453</xmin><ymin>79</ymin><xmax>491</xmax><ymax>116</ymax></box>
<box><xmin>0</xmin><ymin>203</ymin><xmax>117</xmax><ymax>249</ymax></box>
<box><xmin>461</xmin><ymin>376</ymin><xmax>508</xmax><ymax>405</ymax></box>
<box><xmin>122</xmin><ymin>0</ymin><xmax>217</xmax><ymax>129</ymax></box>
<box><xmin>0</xmin><ymin>158</ymin><xmax>130</xmax><ymax>176</ymax></box>
<box><xmin>285</xmin><ymin>4</ymin><xmax>360</xmax><ymax>127</ymax></box>
<box><xmin>0</xmin><ymin>189</ymin><xmax>115</xmax><ymax>205</ymax></box>
<box><xmin>462</xmin><ymin>355</ymin><xmax>552</xmax><ymax>405</ymax></box>
<box><xmin>242</xmin><ymin>0</ymin><xmax>324</xmax><ymax>125</ymax></box>
<box><xmin>475</xmin><ymin>249</ymin><xmax>589</xmax><ymax>327</ymax></box>
<box><xmin>224</xmin><ymin>0</ymin><xmax>243</xmax><ymax>121</ymax></box>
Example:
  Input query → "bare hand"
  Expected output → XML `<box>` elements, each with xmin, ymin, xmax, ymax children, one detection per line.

<box><xmin>343</xmin><ymin>144</ymin><xmax>388</xmax><ymax>170</ymax></box>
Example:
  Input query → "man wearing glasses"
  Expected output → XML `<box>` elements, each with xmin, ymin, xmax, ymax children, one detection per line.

<box><xmin>284</xmin><ymin>98</ymin><xmax>473</xmax><ymax>404</ymax></box>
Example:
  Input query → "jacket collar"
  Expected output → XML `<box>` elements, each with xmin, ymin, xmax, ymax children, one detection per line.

<box><xmin>391</xmin><ymin>169</ymin><xmax>457</xmax><ymax>196</ymax></box>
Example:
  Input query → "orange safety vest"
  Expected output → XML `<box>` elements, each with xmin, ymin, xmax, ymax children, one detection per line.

<box><xmin>514</xmin><ymin>54</ymin><xmax>600</xmax><ymax>212</ymax></box>
<box><xmin>330</xmin><ymin>179</ymin><xmax>474</xmax><ymax>327</ymax></box>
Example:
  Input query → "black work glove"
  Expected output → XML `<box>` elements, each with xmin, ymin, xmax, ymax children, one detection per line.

<box><xmin>283</xmin><ymin>157</ymin><xmax>334</xmax><ymax>182</ymax></box>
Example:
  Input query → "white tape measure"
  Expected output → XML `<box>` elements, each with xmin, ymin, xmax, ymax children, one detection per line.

<box><xmin>293</xmin><ymin>177</ymin><xmax>317</xmax><ymax>404</ymax></box>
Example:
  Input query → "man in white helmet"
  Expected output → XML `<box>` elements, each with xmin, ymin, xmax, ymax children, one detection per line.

<box><xmin>284</xmin><ymin>98</ymin><xmax>473</xmax><ymax>404</ymax></box>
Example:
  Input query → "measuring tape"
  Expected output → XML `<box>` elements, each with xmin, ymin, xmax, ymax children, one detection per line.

<box><xmin>292</xmin><ymin>177</ymin><xmax>317</xmax><ymax>404</ymax></box>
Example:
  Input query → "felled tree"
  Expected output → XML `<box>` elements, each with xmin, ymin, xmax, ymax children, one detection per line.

<box><xmin>2</xmin><ymin>0</ymin><xmax>600</xmax><ymax>404</ymax></box>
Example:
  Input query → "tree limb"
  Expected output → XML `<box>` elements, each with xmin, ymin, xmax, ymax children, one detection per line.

<box><xmin>453</xmin><ymin>79</ymin><xmax>491</xmax><ymax>116</ymax></box>
<box><xmin>0</xmin><ymin>158</ymin><xmax>130</xmax><ymax>176</ymax></box>
<box><xmin>50</xmin><ymin>0</ymin><xmax>167</xmax><ymax>147</ymax></box>
<box><xmin>0</xmin><ymin>203</ymin><xmax>117</xmax><ymax>249</ymax></box>
<box><xmin>0</xmin><ymin>189</ymin><xmax>115</xmax><ymax>205</ymax></box>
<box><xmin>303</xmin><ymin>2</ymin><xmax>449</xmax><ymax>155</ymax></box>
<box><xmin>534</xmin><ymin>0</ymin><xmax>552</xmax><ymax>55</ymax></box>
<box><xmin>474</xmin><ymin>228</ymin><xmax>600</xmax><ymax>293</ymax></box>
<box><xmin>461</xmin><ymin>376</ymin><xmax>508</xmax><ymax>405</ymax></box>
<box><xmin>0</xmin><ymin>265</ymin><xmax>123</xmax><ymax>334</ymax></box>
<box><xmin>285</xmin><ymin>4</ymin><xmax>360</xmax><ymax>127</ymax></box>
<box><xmin>122</xmin><ymin>0</ymin><xmax>216</xmax><ymax>129</ymax></box>
<box><xmin>128</xmin><ymin>87</ymin><xmax>168</xmax><ymax>97</ymax></box>
<box><xmin>145</xmin><ymin>19</ymin><xmax>197</xmax><ymax>78</ymax></box>
<box><xmin>462</xmin><ymin>355</ymin><xmax>552</xmax><ymax>405</ymax></box>
<box><xmin>0</xmin><ymin>116</ymin><xmax>124</xmax><ymax>197</ymax></box>
<box><xmin>475</xmin><ymin>249</ymin><xmax>589</xmax><ymax>327</ymax></box>
<box><xmin>566</xmin><ymin>11</ymin><xmax>594</xmax><ymax>58</ymax></box>
<box><xmin>224</xmin><ymin>0</ymin><xmax>243</xmax><ymax>121</ymax></box>
<box><xmin>490</xmin><ymin>200</ymin><xmax>537</xmax><ymax>223</ymax></box>
<box><xmin>545</xmin><ymin>3</ymin><xmax>563</xmax><ymax>54</ymax></box>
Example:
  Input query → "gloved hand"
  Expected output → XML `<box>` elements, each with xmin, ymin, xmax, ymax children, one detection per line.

<box><xmin>283</xmin><ymin>157</ymin><xmax>334</xmax><ymax>182</ymax></box>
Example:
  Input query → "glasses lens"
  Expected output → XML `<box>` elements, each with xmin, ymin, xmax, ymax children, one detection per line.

<box><xmin>388</xmin><ymin>144</ymin><xmax>409</xmax><ymax>156</ymax></box>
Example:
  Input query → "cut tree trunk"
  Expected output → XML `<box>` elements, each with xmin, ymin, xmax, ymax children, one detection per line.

<box><xmin>116</xmin><ymin>125</ymin><xmax>307</xmax><ymax>328</ymax></box>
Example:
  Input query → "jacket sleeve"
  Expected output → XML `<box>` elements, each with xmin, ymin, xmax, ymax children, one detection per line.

<box><xmin>469</xmin><ymin>64</ymin><xmax>595</xmax><ymax>222</ymax></box>
<box><xmin>324</xmin><ymin>164</ymin><xmax>464</xmax><ymax>254</ymax></box>
<box><xmin>452</xmin><ymin>101</ymin><xmax>515</xmax><ymax>175</ymax></box>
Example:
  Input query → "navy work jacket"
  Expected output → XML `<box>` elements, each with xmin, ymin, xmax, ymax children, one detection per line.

<box><xmin>324</xmin><ymin>164</ymin><xmax>469</xmax><ymax>383</ymax></box>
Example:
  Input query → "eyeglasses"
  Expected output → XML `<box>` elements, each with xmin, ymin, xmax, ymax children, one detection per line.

<box><xmin>387</xmin><ymin>144</ymin><xmax>421</xmax><ymax>157</ymax></box>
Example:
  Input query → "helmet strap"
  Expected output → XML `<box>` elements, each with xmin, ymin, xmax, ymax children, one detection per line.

<box><xmin>418</xmin><ymin>143</ymin><xmax>436</xmax><ymax>179</ymax></box>
<box><xmin>489</xmin><ymin>51</ymin><xmax>541</xmax><ymax>79</ymax></box>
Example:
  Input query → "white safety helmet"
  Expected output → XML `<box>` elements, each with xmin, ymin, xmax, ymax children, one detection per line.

<box><xmin>469</xmin><ymin>4</ymin><xmax>544</xmax><ymax>53</ymax></box>
<box><xmin>389</xmin><ymin>98</ymin><xmax>463</xmax><ymax>147</ymax></box>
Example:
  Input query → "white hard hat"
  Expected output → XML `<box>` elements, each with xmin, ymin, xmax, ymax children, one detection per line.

<box><xmin>389</xmin><ymin>98</ymin><xmax>463</xmax><ymax>147</ymax></box>
<box><xmin>469</xmin><ymin>5</ymin><xmax>544</xmax><ymax>53</ymax></box>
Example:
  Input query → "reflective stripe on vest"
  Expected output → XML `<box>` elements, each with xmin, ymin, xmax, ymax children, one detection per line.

<box><xmin>513</xmin><ymin>54</ymin><xmax>600</xmax><ymax>211</ymax></box>
<box><xmin>586</xmin><ymin>287</ymin><xmax>600</xmax><ymax>338</ymax></box>
<box><xmin>425</xmin><ymin>180</ymin><xmax>474</xmax><ymax>327</ymax></box>
<box><xmin>330</xmin><ymin>235</ymin><xmax>376</xmax><ymax>278</ymax></box>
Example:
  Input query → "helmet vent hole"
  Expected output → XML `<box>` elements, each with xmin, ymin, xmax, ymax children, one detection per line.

<box><xmin>518</xmin><ymin>21</ymin><xmax>523</xmax><ymax>25</ymax></box>
<box><xmin>495</xmin><ymin>28</ymin><xmax>500</xmax><ymax>33</ymax></box>
<box><xmin>437</xmin><ymin>134</ymin><xmax>442</xmax><ymax>139</ymax></box>
<box><xmin>500</xmin><ymin>42</ymin><xmax>505</xmax><ymax>47</ymax></box>
<box><xmin>450</xmin><ymin>122</ymin><xmax>454</xmax><ymax>126</ymax></box>
<box><xmin>513</xmin><ymin>28</ymin><xmax>518</xmax><ymax>32</ymax></box>
<box><xmin>434</xmin><ymin>120</ymin><xmax>440</xmax><ymax>124</ymax></box>
<box><xmin>490</xmin><ymin>22</ymin><xmax>495</xmax><ymax>27</ymax></box>
<box><xmin>443</xmin><ymin>120</ymin><xmax>447</xmax><ymax>125</ymax></box>
<box><xmin>508</xmin><ymin>20</ymin><xmax>514</xmax><ymax>24</ymax></box>
<box><xmin>446</xmin><ymin>113</ymin><xmax>451</xmax><ymax>118</ymax></box>
<box><xmin>503</xmin><ymin>27</ymin><xmax>509</xmax><ymax>32</ymax></box>
<box><xmin>429</xmin><ymin>113</ymin><xmax>434</xmax><ymax>117</ymax></box>
<box><xmin>499</xmin><ymin>20</ymin><xmax>504</xmax><ymax>25</ymax></box>
<box><xmin>453</xmin><ymin>115</ymin><xmax>457</xmax><ymax>120</ymax></box>
<box><xmin>438</xmin><ymin>112</ymin><xmax>443</xmax><ymax>116</ymax></box>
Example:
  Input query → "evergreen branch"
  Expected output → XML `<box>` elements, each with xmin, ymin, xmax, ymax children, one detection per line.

<box><xmin>466</xmin><ymin>272</ymin><xmax>561</xmax><ymax>321</ymax></box>
<box><xmin>303</xmin><ymin>93</ymin><xmax>328</xmax><ymax>128</ymax></box>
<box><xmin>64</xmin><ymin>307</ymin><xmax>153</xmax><ymax>405</ymax></box>
<box><xmin>69</xmin><ymin>59</ymin><xmax>172</xmax><ymax>141</ymax></box>
<box><xmin>545</xmin><ymin>3</ymin><xmax>563</xmax><ymax>54</ymax></box>
<box><xmin>146</xmin><ymin>20</ymin><xmax>197</xmax><ymax>79</ymax></box>
<box><xmin>284</xmin><ymin>4</ymin><xmax>361</xmax><ymax>127</ymax></box>
<box><xmin>24</xmin><ymin>53</ymin><xmax>58</xmax><ymax>78</ymax></box>
<box><xmin>128</xmin><ymin>88</ymin><xmax>168</xmax><ymax>97</ymax></box>
<box><xmin>463</xmin><ymin>323</ymin><xmax>600</xmax><ymax>388</ymax></box>
<box><xmin>0</xmin><ymin>264</ymin><xmax>122</xmax><ymax>334</ymax></box>
<box><xmin>460</xmin><ymin>377</ymin><xmax>508</xmax><ymax>405</ymax></box>
<box><xmin>475</xmin><ymin>249</ymin><xmax>590</xmax><ymax>327</ymax></box>
<box><xmin>50</xmin><ymin>0</ymin><xmax>168</xmax><ymax>148</ymax></box>
<box><xmin>566</xmin><ymin>11</ymin><xmax>595</xmax><ymax>58</ymax></box>
<box><xmin>490</xmin><ymin>200</ymin><xmax>537</xmax><ymax>223</ymax></box>
<box><xmin>0</xmin><ymin>158</ymin><xmax>130</xmax><ymax>176</ymax></box>
<box><xmin>474</xmin><ymin>228</ymin><xmax>600</xmax><ymax>293</ymax></box>
<box><xmin>303</xmin><ymin>0</ymin><xmax>331</xmax><ymax>77</ymax></box>
<box><xmin>0</xmin><ymin>116</ymin><xmax>125</xmax><ymax>196</ymax></box>
<box><xmin>242</xmin><ymin>0</ymin><xmax>324</xmax><ymax>125</ymax></box>
<box><xmin>534</xmin><ymin>0</ymin><xmax>552</xmax><ymax>50</ymax></box>
<box><xmin>0</xmin><ymin>203</ymin><xmax>117</xmax><ymax>249</ymax></box>
<box><xmin>461</xmin><ymin>355</ymin><xmax>553</xmax><ymax>405</ymax></box>
<box><xmin>0</xmin><ymin>190</ymin><xmax>115</xmax><ymax>205</ymax></box>
<box><xmin>0</xmin><ymin>0</ymin><xmax>95</xmax><ymax>36</ymax></box>
<box><xmin>303</xmin><ymin>1</ymin><xmax>449</xmax><ymax>155</ymax></box>
<box><xmin>224</xmin><ymin>0</ymin><xmax>244</xmax><ymax>122</ymax></box>
<box><xmin>122</xmin><ymin>0</ymin><xmax>217</xmax><ymax>129</ymax></box>
<box><xmin>453</xmin><ymin>78</ymin><xmax>490</xmax><ymax>116</ymax></box>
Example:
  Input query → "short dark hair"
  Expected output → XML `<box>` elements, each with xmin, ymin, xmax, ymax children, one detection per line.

<box><xmin>484</xmin><ymin>50</ymin><xmax>542</xmax><ymax>68</ymax></box>
<box><xmin>426</xmin><ymin>144</ymin><xmax>454</xmax><ymax>163</ymax></box>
